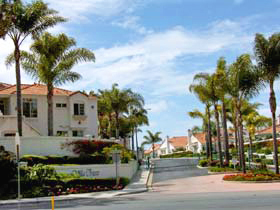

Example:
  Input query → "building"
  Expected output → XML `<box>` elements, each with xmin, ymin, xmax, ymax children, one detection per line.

<box><xmin>144</xmin><ymin>144</ymin><xmax>161</xmax><ymax>158</ymax></box>
<box><xmin>186</xmin><ymin>132</ymin><xmax>206</xmax><ymax>153</ymax></box>
<box><xmin>0</xmin><ymin>83</ymin><xmax>98</xmax><ymax>137</ymax></box>
<box><xmin>160</xmin><ymin>136</ymin><xmax>188</xmax><ymax>155</ymax></box>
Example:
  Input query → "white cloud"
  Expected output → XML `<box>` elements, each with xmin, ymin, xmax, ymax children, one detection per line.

<box><xmin>112</xmin><ymin>16</ymin><xmax>153</xmax><ymax>34</ymax></box>
<box><xmin>146</xmin><ymin>100</ymin><xmax>169</xmax><ymax>113</ymax></box>
<box><xmin>65</xmin><ymin>19</ymin><xmax>253</xmax><ymax>96</ymax></box>
<box><xmin>46</xmin><ymin>0</ymin><xmax>140</xmax><ymax>21</ymax></box>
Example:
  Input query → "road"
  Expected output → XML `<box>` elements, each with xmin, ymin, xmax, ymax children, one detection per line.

<box><xmin>4</xmin><ymin>158</ymin><xmax>280</xmax><ymax>210</ymax></box>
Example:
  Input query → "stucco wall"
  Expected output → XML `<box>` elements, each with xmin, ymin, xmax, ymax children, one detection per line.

<box><xmin>54</xmin><ymin>160</ymin><xmax>138</xmax><ymax>179</ymax></box>
<box><xmin>0</xmin><ymin>137</ymin><xmax>120</xmax><ymax>157</ymax></box>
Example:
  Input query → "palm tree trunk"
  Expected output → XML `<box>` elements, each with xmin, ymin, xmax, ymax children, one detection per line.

<box><xmin>214</xmin><ymin>103</ymin><xmax>223</xmax><ymax>167</ymax></box>
<box><xmin>237</xmin><ymin>101</ymin><xmax>246</xmax><ymax>173</ymax></box>
<box><xmin>269</xmin><ymin>80</ymin><xmax>279</xmax><ymax>174</ymax></box>
<box><xmin>131</xmin><ymin>129</ymin><xmax>135</xmax><ymax>151</ymax></box>
<box><xmin>135</xmin><ymin>127</ymin><xmax>139</xmax><ymax>160</ymax></box>
<box><xmin>47</xmin><ymin>84</ymin><xmax>54</xmax><ymax>136</ymax></box>
<box><xmin>207</xmin><ymin>105</ymin><xmax>213</xmax><ymax>160</ymax></box>
<box><xmin>249</xmin><ymin>134</ymin><xmax>253</xmax><ymax>168</ymax></box>
<box><xmin>115</xmin><ymin>112</ymin><xmax>119</xmax><ymax>139</ymax></box>
<box><xmin>234</xmin><ymin>120</ymin><xmax>238</xmax><ymax>155</ymax></box>
<box><xmin>14</xmin><ymin>41</ymin><xmax>22</xmax><ymax>136</ymax></box>
<box><xmin>204</xmin><ymin>107</ymin><xmax>210</xmax><ymax>159</ymax></box>
<box><xmin>222</xmin><ymin>100</ymin><xmax>230</xmax><ymax>164</ymax></box>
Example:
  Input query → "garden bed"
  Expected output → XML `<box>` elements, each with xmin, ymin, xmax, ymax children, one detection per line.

<box><xmin>223</xmin><ymin>173</ymin><xmax>280</xmax><ymax>182</ymax></box>
<box><xmin>208</xmin><ymin>167</ymin><xmax>239</xmax><ymax>174</ymax></box>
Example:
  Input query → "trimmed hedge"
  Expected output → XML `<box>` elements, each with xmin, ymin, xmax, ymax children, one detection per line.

<box><xmin>160</xmin><ymin>151</ymin><xmax>196</xmax><ymax>158</ymax></box>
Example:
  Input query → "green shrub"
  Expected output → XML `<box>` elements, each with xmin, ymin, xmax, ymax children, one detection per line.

<box><xmin>199</xmin><ymin>159</ymin><xmax>208</xmax><ymax>167</ymax></box>
<box><xmin>208</xmin><ymin>160</ymin><xmax>220</xmax><ymax>167</ymax></box>
<box><xmin>21</xmin><ymin>155</ymin><xmax>48</xmax><ymax>166</ymax></box>
<box><xmin>264</xmin><ymin>148</ymin><xmax>272</xmax><ymax>155</ymax></box>
<box><xmin>209</xmin><ymin>167</ymin><xmax>234</xmax><ymax>172</ymax></box>
<box><xmin>255</xmin><ymin>158</ymin><xmax>262</xmax><ymax>163</ymax></box>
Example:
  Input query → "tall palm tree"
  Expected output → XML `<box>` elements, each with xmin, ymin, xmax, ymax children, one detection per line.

<box><xmin>227</xmin><ymin>54</ymin><xmax>263</xmax><ymax>173</ymax></box>
<box><xmin>254</xmin><ymin>33</ymin><xmax>280</xmax><ymax>174</ymax></box>
<box><xmin>215</xmin><ymin>57</ymin><xmax>230</xmax><ymax>164</ymax></box>
<box><xmin>192</xmin><ymin>73</ymin><xmax>223</xmax><ymax>166</ymax></box>
<box><xmin>6</xmin><ymin>32</ymin><xmax>95</xmax><ymax>136</ymax></box>
<box><xmin>130</xmin><ymin>108</ymin><xmax>149</xmax><ymax>156</ymax></box>
<box><xmin>4</xmin><ymin>0</ymin><xmax>66</xmax><ymax>136</ymax></box>
<box><xmin>189</xmin><ymin>79</ymin><xmax>213</xmax><ymax>160</ymax></box>
<box><xmin>142</xmin><ymin>130</ymin><xmax>162</xmax><ymax>158</ymax></box>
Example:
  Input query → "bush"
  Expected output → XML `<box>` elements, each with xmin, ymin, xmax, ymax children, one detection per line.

<box><xmin>199</xmin><ymin>159</ymin><xmax>208</xmax><ymax>167</ymax></box>
<box><xmin>209</xmin><ymin>167</ymin><xmax>235</xmax><ymax>172</ymax></box>
<box><xmin>160</xmin><ymin>151</ymin><xmax>195</xmax><ymax>159</ymax></box>
<box><xmin>21</xmin><ymin>155</ymin><xmax>48</xmax><ymax>166</ymax></box>
<box><xmin>255</xmin><ymin>158</ymin><xmax>262</xmax><ymax>163</ymax></box>
<box><xmin>62</xmin><ymin>140</ymin><xmax>117</xmax><ymax>155</ymax></box>
<box><xmin>208</xmin><ymin>160</ymin><xmax>220</xmax><ymax>167</ymax></box>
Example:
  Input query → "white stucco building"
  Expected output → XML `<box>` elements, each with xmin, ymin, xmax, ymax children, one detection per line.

<box><xmin>159</xmin><ymin>136</ymin><xmax>188</xmax><ymax>155</ymax></box>
<box><xmin>0</xmin><ymin>83</ymin><xmax>98</xmax><ymax>137</ymax></box>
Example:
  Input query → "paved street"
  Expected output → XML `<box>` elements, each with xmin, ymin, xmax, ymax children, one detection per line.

<box><xmin>4</xmin><ymin>158</ymin><xmax>280</xmax><ymax>210</ymax></box>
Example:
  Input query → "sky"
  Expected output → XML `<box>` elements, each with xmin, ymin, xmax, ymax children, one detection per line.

<box><xmin>1</xmin><ymin>0</ymin><xmax>280</xmax><ymax>143</ymax></box>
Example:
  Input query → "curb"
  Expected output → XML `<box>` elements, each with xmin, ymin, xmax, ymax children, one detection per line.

<box><xmin>197</xmin><ymin>165</ymin><xmax>208</xmax><ymax>169</ymax></box>
<box><xmin>146</xmin><ymin>166</ymin><xmax>154</xmax><ymax>190</ymax></box>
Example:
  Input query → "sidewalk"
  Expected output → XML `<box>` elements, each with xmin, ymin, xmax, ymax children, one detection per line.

<box><xmin>0</xmin><ymin>168</ymin><xmax>150</xmax><ymax>207</ymax></box>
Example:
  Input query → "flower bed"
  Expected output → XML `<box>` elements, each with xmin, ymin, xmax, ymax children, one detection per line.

<box><xmin>223</xmin><ymin>173</ymin><xmax>280</xmax><ymax>182</ymax></box>
<box><xmin>209</xmin><ymin>167</ymin><xmax>236</xmax><ymax>173</ymax></box>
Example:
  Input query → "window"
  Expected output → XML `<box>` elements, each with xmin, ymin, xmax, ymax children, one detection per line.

<box><xmin>23</xmin><ymin>99</ymin><xmax>37</xmax><ymax>118</ymax></box>
<box><xmin>56</xmin><ymin>103</ymin><xmax>67</xmax><ymax>108</ymax></box>
<box><xmin>72</xmin><ymin>130</ymin><xmax>83</xmax><ymax>137</ymax></box>
<box><xmin>74</xmin><ymin>103</ymin><xmax>85</xmax><ymax>115</ymax></box>
<box><xmin>57</xmin><ymin>131</ymin><xmax>68</xmax><ymax>136</ymax></box>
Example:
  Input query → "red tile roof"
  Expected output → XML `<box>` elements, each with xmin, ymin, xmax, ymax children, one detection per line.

<box><xmin>168</xmin><ymin>136</ymin><xmax>188</xmax><ymax>148</ymax></box>
<box><xmin>256</xmin><ymin>124</ymin><xmax>280</xmax><ymax>135</ymax></box>
<box><xmin>0</xmin><ymin>82</ymin><xmax>12</xmax><ymax>90</ymax></box>
<box><xmin>193</xmin><ymin>132</ymin><xmax>207</xmax><ymax>144</ymax></box>
<box><xmin>144</xmin><ymin>144</ymin><xmax>161</xmax><ymax>154</ymax></box>
<box><xmin>0</xmin><ymin>83</ymin><xmax>94</xmax><ymax>98</ymax></box>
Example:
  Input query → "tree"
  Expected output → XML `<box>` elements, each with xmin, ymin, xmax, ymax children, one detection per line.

<box><xmin>188</xmin><ymin>109</ymin><xmax>210</xmax><ymax>156</ymax></box>
<box><xmin>192</xmin><ymin>73</ymin><xmax>223</xmax><ymax>166</ymax></box>
<box><xmin>6</xmin><ymin>32</ymin><xmax>95</xmax><ymax>136</ymax></box>
<box><xmin>244</xmin><ymin>111</ymin><xmax>271</xmax><ymax>165</ymax></box>
<box><xmin>128</xmin><ymin>108</ymin><xmax>149</xmax><ymax>159</ymax></box>
<box><xmin>189</xmin><ymin>78</ymin><xmax>213</xmax><ymax>160</ymax></box>
<box><xmin>98</xmin><ymin>84</ymin><xmax>144</xmax><ymax>139</ymax></box>
<box><xmin>3</xmin><ymin>0</ymin><xmax>66</xmax><ymax>136</ymax></box>
<box><xmin>214</xmin><ymin>57</ymin><xmax>230</xmax><ymax>164</ymax></box>
<box><xmin>142</xmin><ymin>130</ymin><xmax>162</xmax><ymax>158</ymax></box>
<box><xmin>227</xmin><ymin>54</ymin><xmax>263</xmax><ymax>173</ymax></box>
<box><xmin>254</xmin><ymin>33</ymin><xmax>280</xmax><ymax>174</ymax></box>
<box><xmin>0</xmin><ymin>0</ymin><xmax>13</xmax><ymax>38</ymax></box>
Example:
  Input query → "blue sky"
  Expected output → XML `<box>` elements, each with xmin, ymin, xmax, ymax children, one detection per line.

<box><xmin>1</xmin><ymin>0</ymin><xmax>280</xmax><ymax>142</ymax></box>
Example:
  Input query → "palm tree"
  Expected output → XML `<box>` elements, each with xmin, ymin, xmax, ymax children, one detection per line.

<box><xmin>244</xmin><ymin>111</ymin><xmax>271</xmax><ymax>165</ymax></box>
<box><xmin>215</xmin><ymin>57</ymin><xmax>230</xmax><ymax>164</ymax></box>
<box><xmin>6</xmin><ymin>32</ymin><xmax>95</xmax><ymax>136</ymax></box>
<box><xmin>227</xmin><ymin>54</ymin><xmax>263</xmax><ymax>173</ymax></box>
<box><xmin>129</xmin><ymin>108</ymin><xmax>149</xmax><ymax>158</ymax></box>
<box><xmin>0</xmin><ymin>0</ymin><xmax>13</xmax><ymax>38</ymax></box>
<box><xmin>189</xmin><ymin>78</ymin><xmax>213</xmax><ymax>160</ymax></box>
<box><xmin>192</xmin><ymin>73</ymin><xmax>223</xmax><ymax>166</ymax></box>
<box><xmin>3</xmin><ymin>0</ymin><xmax>66</xmax><ymax>136</ymax></box>
<box><xmin>142</xmin><ymin>130</ymin><xmax>162</xmax><ymax>158</ymax></box>
<box><xmin>188</xmin><ymin>109</ymin><xmax>210</xmax><ymax>157</ymax></box>
<box><xmin>254</xmin><ymin>33</ymin><xmax>280</xmax><ymax>174</ymax></box>
<box><xmin>100</xmin><ymin>84</ymin><xmax>145</xmax><ymax>139</ymax></box>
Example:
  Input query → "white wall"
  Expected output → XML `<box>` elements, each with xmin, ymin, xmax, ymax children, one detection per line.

<box><xmin>0</xmin><ymin>137</ymin><xmax>121</xmax><ymax>157</ymax></box>
<box><xmin>54</xmin><ymin>160</ymin><xmax>138</xmax><ymax>179</ymax></box>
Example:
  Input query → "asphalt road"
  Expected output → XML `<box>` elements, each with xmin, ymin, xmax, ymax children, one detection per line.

<box><xmin>4</xmin><ymin>158</ymin><xmax>280</xmax><ymax>210</ymax></box>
